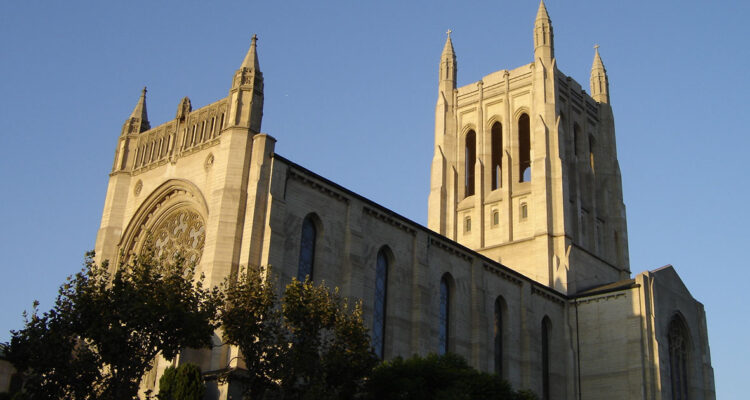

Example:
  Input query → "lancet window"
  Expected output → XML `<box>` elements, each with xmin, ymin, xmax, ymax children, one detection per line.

<box><xmin>669</xmin><ymin>316</ymin><xmax>690</xmax><ymax>400</ymax></box>
<box><xmin>297</xmin><ymin>215</ymin><xmax>317</xmax><ymax>281</ymax></box>
<box><xmin>439</xmin><ymin>274</ymin><xmax>452</xmax><ymax>355</ymax></box>
<box><xmin>491</xmin><ymin>122</ymin><xmax>503</xmax><ymax>190</ymax></box>
<box><xmin>465</xmin><ymin>130</ymin><xmax>477</xmax><ymax>197</ymax></box>
<box><xmin>519</xmin><ymin>114</ymin><xmax>531</xmax><ymax>182</ymax></box>
<box><xmin>372</xmin><ymin>248</ymin><xmax>389</xmax><ymax>359</ymax></box>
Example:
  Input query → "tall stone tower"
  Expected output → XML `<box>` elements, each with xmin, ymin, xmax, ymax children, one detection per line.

<box><xmin>427</xmin><ymin>1</ymin><xmax>629</xmax><ymax>294</ymax></box>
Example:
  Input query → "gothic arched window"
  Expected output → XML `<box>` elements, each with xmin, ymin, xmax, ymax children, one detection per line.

<box><xmin>669</xmin><ymin>316</ymin><xmax>690</xmax><ymax>400</ymax></box>
<box><xmin>519</xmin><ymin>114</ymin><xmax>531</xmax><ymax>182</ymax></box>
<box><xmin>372</xmin><ymin>248</ymin><xmax>389</xmax><ymax>359</ymax></box>
<box><xmin>541</xmin><ymin>316</ymin><xmax>552</xmax><ymax>400</ymax></box>
<box><xmin>491</xmin><ymin>122</ymin><xmax>503</xmax><ymax>190</ymax></box>
<box><xmin>494</xmin><ymin>296</ymin><xmax>506</xmax><ymax>375</ymax></box>
<box><xmin>297</xmin><ymin>215</ymin><xmax>317</xmax><ymax>281</ymax></box>
<box><xmin>589</xmin><ymin>135</ymin><xmax>596</xmax><ymax>174</ymax></box>
<box><xmin>465</xmin><ymin>130</ymin><xmax>477</xmax><ymax>197</ymax></box>
<box><xmin>439</xmin><ymin>274</ymin><xmax>452</xmax><ymax>355</ymax></box>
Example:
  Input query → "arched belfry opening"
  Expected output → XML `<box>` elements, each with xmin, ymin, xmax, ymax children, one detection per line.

<box><xmin>491</xmin><ymin>122</ymin><xmax>502</xmax><ymax>190</ymax></box>
<box><xmin>465</xmin><ymin>130</ymin><xmax>477</xmax><ymax>197</ymax></box>
<box><xmin>518</xmin><ymin>114</ymin><xmax>531</xmax><ymax>182</ymax></box>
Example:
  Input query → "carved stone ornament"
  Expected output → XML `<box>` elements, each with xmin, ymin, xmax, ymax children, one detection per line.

<box><xmin>134</xmin><ymin>180</ymin><xmax>143</xmax><ymax>196</ymax></box>
<box><xmin>144</xmin><ymin>207</ymin><xmax>205</xmax><ymax>265</ymax></box>
<box><xmin>204</xmin><ymin>153</ymin><xmax>215</xmax><ymax>171</ymax></box>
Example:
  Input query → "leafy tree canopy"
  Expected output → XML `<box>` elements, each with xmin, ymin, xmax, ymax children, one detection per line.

<box><xmin>219</xmin><ymin>267</ymin><xmax>377</xmax><ymax>400</ymax></box>
<box><xmin>157</xmin><ymin>363</ymin><xmax>205</xmax><ymax>400</ymax></box>
<box><xmin>7</xmin><ymin>248</ymin><xmax>220</xmax><ymax>400</ymax></box>
<box><xmin>364</xmin><ymin>353</ymin><xmax>539</xmax><ymax>400</ymax></box>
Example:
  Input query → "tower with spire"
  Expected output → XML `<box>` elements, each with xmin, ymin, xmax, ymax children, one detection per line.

<box><xmin>428</xmin><ymin>1</ymin><xmax>629</xmax><ymax>294</ymax></box>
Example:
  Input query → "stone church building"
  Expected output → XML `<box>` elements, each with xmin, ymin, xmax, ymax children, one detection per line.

<box><xmin>95</xmin><ymin>2</ymin><xmax>714</xmax><ymax>399</ymax></box>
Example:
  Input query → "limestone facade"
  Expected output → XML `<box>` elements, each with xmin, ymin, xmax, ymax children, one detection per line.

<box><xmin>94</xmin><ymin>2</ymin><xmax>714</xmax><ymax>399</ymax></box>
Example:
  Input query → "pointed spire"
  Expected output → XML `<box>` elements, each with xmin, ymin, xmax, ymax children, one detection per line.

<box><xmin>533</xmin><ymin>0</ymin><xmax>554</xmax><ymax>60</ymax></box>
<box><xmin>122</xmin><ymin>87</ymin><xmax>150</xmax><ymax>135</ymax></box>
<box><xmin>590</xmin><ymin>45</ymin><xmax>610</xmax><ymax>104</ymax></box>
<box><xmin>439</xmin><ymin>30</ymin><xmax>457</xmax><ymax>88</ymax></box>
<box><xmin>442</xmin><ymin>30</ymin><xmax>455</xmax><ymax>58</ymax></box>
<box><xmin>536</xmin><ymin>0</ymin><xmax>550</xmax><ymax>22</ymax></box>
<box><xmin>130</xmin><ymin>87</ymin><xmax>149</xmax><ymax>121</ymax></box>
<box><xmin>228</xmin><ymin>34</ymin><xmax>264</xmax><ymax>133</ymax></box>
<box><xmin>241</xmin><ymin>34</ymin><xmax>260</xmax><ymax>72</ymax></box>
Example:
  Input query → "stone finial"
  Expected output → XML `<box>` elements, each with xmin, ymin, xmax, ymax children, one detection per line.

<box><xmin>533</xmin><ymin>0</ymin><xmax>554</xmax><ymax>59</ymax></box>
<box><xmin>122</xmin><ymin>86</ymin><xmax>150</xmax><ymax>134</ymax></box>
<box><xmin>590</xmin><ymin>45</ymin><xmax>609</xmax><ymax>104</ymax></box>
<box><xmin>536</xmin><ymin>0</ymin><xmax>551</xmax><ymax>22</ymax></box>
<box><xmin>241</xmin><ymin>34</ymin><xmax>260</xmax><ymax>72</ymax></box>
<box><xmin>176</xmin><ymin>96</ymin><xmax>192</xmax><ymax>120</ymax></box>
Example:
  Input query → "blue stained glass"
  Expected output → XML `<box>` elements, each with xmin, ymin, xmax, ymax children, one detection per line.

<box><xmin>297</xmin><ymin>216</ymin><xmax>316</xmax><ymax>281</ymax></box>
<box><xmin>372</xmin><ymin>249</ymin><xmax>388</xmax><ymax>359</ymax></box>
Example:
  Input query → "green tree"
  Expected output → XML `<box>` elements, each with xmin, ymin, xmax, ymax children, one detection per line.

<box><xmin>157</xmin><ymin>363</ymin><xmax>205</xmax><ymax>400</ymax></box>
<box><xmin>7</xmin><ymin>248</ymin><xmax>219</xmax><ymax>400</ymax></box>
<box><xmin>364</xmin><ymin>353</ymin><xmax>537</xmax><ymax>400</ymax></box>
<box><xmin>219</xmin><ymin>270</ymin><xmax>377</xmax><ymax>400</ymax></box>
<box><xmin>217</xmin><ymin>266</ymin><xmax>284</xmax><ymax>399</ymax></box>
<box><xmin>280</xmin><ymin>278</ymin><xmax>377</xmax><ymax>399</ymax></box>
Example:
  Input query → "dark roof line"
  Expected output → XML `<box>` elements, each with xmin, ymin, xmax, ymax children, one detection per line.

<box><xmin>272</xmin><ymin>152</ymin><xmax>570</xmax><ymax>301</ymax></box>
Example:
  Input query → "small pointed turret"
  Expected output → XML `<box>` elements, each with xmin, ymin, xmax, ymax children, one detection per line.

<box><xmin>241</xmin><ymin>34</ymin><xmax>261</xmax><ymax>72</ymax></box>
<box><xmin>228</xmin><ymin>34</ymin><xmax>264</xmax><ymax>133</ymax></box>
<box><xmin>121</xmin><ymin>87</ymin><xmax>150</xmax><ymax>135</ymax></box>
<box><xmin>533</xmin><ymin>0</ymin><xmax>554</xmax><ymax>61</ymax></box>
<box><xmin>439</xmin><ymin>30</ymin><xmax>457</xmax><ymax>89</ymax></box>
<box><xmin>590</xmin><ymin>45</ymin><xmax>610</xmax><ymax>104</ymax></box>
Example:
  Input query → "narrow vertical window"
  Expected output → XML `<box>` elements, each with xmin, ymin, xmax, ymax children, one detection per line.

<box><xmin>669</xmin><ymin>316</ymin><xmax>690</xmax><ymax>400</ymax></box>
<box><xmin>494</xmin><ymin>296</ymin><xmax>505</xmax><ymax>375</ymax></box>
<box><xmin>519</xmin><ymin>113</ymin><xmax>531</xmax><ymax>182</ymax></box>
<box><xmin>520</xmin><ymin>202</ymin><xmax>528</xmax><ymax>220</ymax></box>
<box><xmin>465</xmin><ymin>217</ymin><xmax>471</xmax><ymax>233</ymax></box>
<box><xmin>297</xmin><ymin>215</ymin><xmax>317</xmax><ymax>281</ymax></box>
<box><xmin>439</xmin><ymin>274</ymin><xmax>451</xmax><ymax>355</ymax></box>
<box><xmin>373</xmin><ymin>248</ymin><xmax>388</xmax><ymax>359</ymax></box>
<box><xmin>542</xmin><ymin>317</ymin><xmax>551</xmax><ymax>400</ymax></box>
<box><xmin>465</xmin><ymin>130</ymin><xmax>477</xmax><ymax>197</ymax></box>
<box><xmin>491</xmin><ymin>122</ymin><xmax>503</xmax><ymax>190</ymax></box>
<box><xmin>492</xmin><ymin>210</ymin><xmax>499</xmax><ymax>226</ymax></box>
<box><xmin>573</xmin><ymin>124</ymin><xmax>580</xmax><ymax>157</ymax></box>
<box><xmin>589</xmin><ymin>135</ymin><xmax>596</xmax><ymax>173</ymax></box>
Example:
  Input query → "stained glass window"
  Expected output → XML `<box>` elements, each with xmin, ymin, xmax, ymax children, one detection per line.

<box><xmin>669</xmin><ymin>316</ymin><xmax>689</xmax><ymax>400</ymax></box>
<box><xmin>297</xmin><ymin>215</ymin><xmax>316</xmax><ymax>281</ymax></box>
<box><xmin>439</xmin><ymin>275</ymin><xmax>450</xmax><ymax>355</ymax></box>
<box><xmin>372</xmin><ymin>248</ymin><xmax>388</xmax><ymax>359</ymax></box>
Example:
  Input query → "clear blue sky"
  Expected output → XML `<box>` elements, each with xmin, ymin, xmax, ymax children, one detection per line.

<box><xmin>1</xmin><ymin>0</ymin><xmax>746</xmax><ymax>397</ymax></box>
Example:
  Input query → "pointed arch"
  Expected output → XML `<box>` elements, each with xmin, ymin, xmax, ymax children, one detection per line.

<box><xmin>493</xmin><ymin>295</ymin><xmax>508</xmax><ymax>375</ymax></box>
<box><xmin>439</xmin><ymin>272</ymin><xmax>455</xmax><ymax>355</ymax></box>
<box><xmin>297</xmin><ymin>213</ymin><xmax>321</xmax><ymax>281</ymax></box>
<box><xmin>372</xmin><ymin>246</ymin><xmax>392</xmax><ymax>359</ymax></box>
<box><xmin>491</xmin><ymin>121</ymin><xmax>503</xmax><ymax>190</ymax></box>
<box><xmin>541</xmin><ymin>316</ymin><xmax>552</xmax><ymax>400</ymax></box>
<box><xmin>668</xmin><ymin>313</ymin><xmax>691</xmax><ymax>400</ymax></box>
<box><xmin>518</xmin><ymin>113</ymin><xmax>531</xmax><ymax>182</ymax></box>
<box><xmin>465</xmin><ymin>130</ymin><xmax>477</xmax><ymax>197</ymax></box>
<box><xmin>118</xmin><ymin>179</ymin><xmax>208</xmax><ymax>267</ymax></box>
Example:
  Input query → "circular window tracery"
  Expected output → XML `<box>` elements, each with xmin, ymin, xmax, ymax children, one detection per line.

<box><xmin>144</xmin><ymin>207</ymin><xmax>205</xmax><ymax>265</ymax></box>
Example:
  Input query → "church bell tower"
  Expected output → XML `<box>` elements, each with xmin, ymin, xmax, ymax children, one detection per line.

<box><xmin>427</xmin><ymin>1</ymin><xmax>629</xmax><ymax>294</ymax></box>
